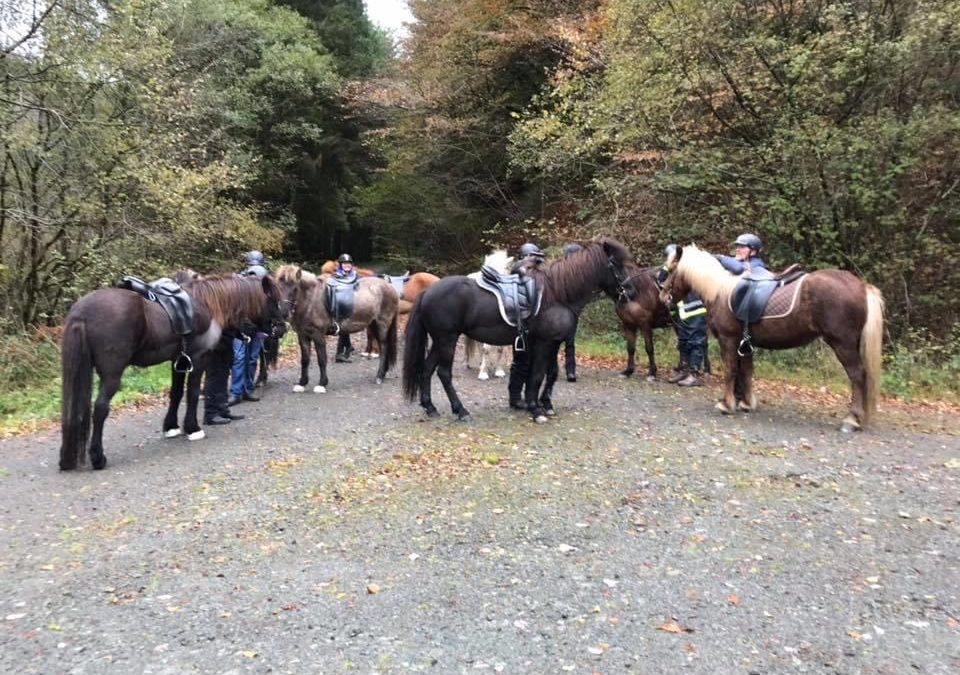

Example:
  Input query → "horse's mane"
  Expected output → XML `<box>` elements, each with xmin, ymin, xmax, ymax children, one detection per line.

<box><xmin>536</xmin><ymin>238</ymin><xmax>628</xmax><ymax>305</ymax></box>
<box><xmin>188</xmin><ymin>274</ymin><xmax>274</xmax><ymax>327</ymax></box>
<box><xmin>275</xmin><ymin>263</ymin><xmax>319</xmax><ymax>287</ymax></box>
<box><xmin>673</xmin><ymin>244</ymin><xmax>737</xmax><ymax>303</ymax></box>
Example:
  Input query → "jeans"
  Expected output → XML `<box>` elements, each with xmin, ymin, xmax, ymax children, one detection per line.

<box><xmin>230</xmin><ymin>335</ymin><xmax>264</xmax><ymax>397</ymax></box>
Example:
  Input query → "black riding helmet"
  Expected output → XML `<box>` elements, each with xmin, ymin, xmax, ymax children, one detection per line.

<box><xmin>338</xmin><ymin>253</ymin><xmax>353</xmax><ymax>264</ymax></box>
<box><xmin>518</xmin><ymin>242</ymin><xmax>545</xmax><ymax>260</ymax></box>
<box><xmin>733</xmin><ymin>233</ymin><xmax>763</xmax><ymax>251</ymax></box>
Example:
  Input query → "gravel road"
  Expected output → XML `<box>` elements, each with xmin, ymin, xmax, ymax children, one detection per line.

<box><xmin>1</xmin><ymin>348</ymin><xmax>958</xmax><ymax>674</ymax></box>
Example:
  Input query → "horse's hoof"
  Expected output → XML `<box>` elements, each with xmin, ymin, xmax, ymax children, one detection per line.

<box><xmin>545</xmin><ymin>408</ymin><xmax>556</xmax><ymax>417</ymax></box>
<box><xmin>645</xmin><ymin>375</ymin><xmax>656</xmax><ymax>383</ymax></box>
<box><xmin>187</xmin><ymin>430</ymin><xmax>206</xmax><ymax>441</ymax></box>
<box><xmin>715</xmin><ymin>401</ymin><xmax>735</xmax><ymax>415</ymax></box>
<box><xmin>375</xmin><ymin>377</ymin><xmax>384</xmax><ymax>385</ymax></box>
<box><xmin>92</xmin><ymin>456</ymin><xmax>107</xmax><ymax>470</ymax></box>
<box><xmin>841</xmin><ymin>416</ymin><xmax>862</xmax><ymax>433</ymax></box>
<box><xmin>369</xmin><ymin>352</ymin><xmax>379</xmax><ymax>358</ymax></box>
<box><xmin>620</xmin><ymin>370</ymin><xmax>634</xmax><ymax>378</ymax></box>
<box><xmin>737</xmin><ymin>401</ymin><xmax>754</xmax><ymax>413</ymax></box>
<box><xmin>360</xmin><ymin>351</ymin><xmax>370</xmax><ymax>357</ymax></box>
<box><xmin>292</xmin><ymin>384</ymin><xmax>305</xmax><ymax>393</ymax></box>
<box><xmin>313</xmin><ymin>385</ymin><xmax>326</xmax><ymax>394</ymax></box>
<box><xmin>164</xmin><ymin>428</ymin><xmax>182</xmax><ymax>439</ymax></box>
<box><xmin>494</xmin><ymin>370</ymin><xmax>506</xmax><ymax>378</ymax></box>
<box><xmin>478</xmin><ymin>372</ymin><xmax>489</xmax><ymax>381</ymax></box>
<box><xmin>457</xmin><ymin>413</ymin><xmax>472</xmax><ymax>422</ymax></box>
<box><xmin>425</xmin><ymin>408</ymin><xmax>440</xmax><ymax>418</ymax></box>
<box><xmin>534</xmin><ymin>415</ymin><xmax>548</xmax><ymax>424</ymax></box>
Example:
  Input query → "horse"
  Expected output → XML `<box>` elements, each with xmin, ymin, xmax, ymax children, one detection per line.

<box><xmin>402</xmin><ymin>238</ymin><xmax>632</xmax><ymax>422</ymax></box>
<box><xmin>360</xmin><ymin>271</ymin><xmax>441</xmax><ymax>357</ymax></box>
<box><xmin>274</xmin><ymin>264</ymin><xmax>399</xmax><ymax>391</ymax></box>
<box><xmin>59</xmin><ymin>274</ymin><xmax>286</xmax><ymax>471</ymax></box>
<box><xmin>616</xmin><ymin>262</ymin><xmax>710</xmax><ymax>381</ymax></box>
<box><xmin>464</xmin><ymin>251</ymin><xmax>513</xmax><ymax>380</ymax></box>
<box><xmin>659</xmin><ymin>244</ymin><xmax>884</xmax><ymax>432</ymax></box>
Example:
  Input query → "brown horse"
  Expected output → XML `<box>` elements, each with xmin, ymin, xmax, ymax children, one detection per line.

<box><xmin>275</xmin><ymin>264</ymin><xmax>399</xmax><ymax>391</ymax></box>
<box><xmin>616</xmin><ymin>262</ymin><xmax>711</xmax><ymax>380</ymax></box>
<box><xmin>659</xmin><ymin>244</ymin><xmax>884</xmax><ymax>431</ymax></box>
<box><xmin>59</xmin><ymin>274</ymin><xmax>286</xmax><ymax>470</ymax></box>
<box><xmin>361</xmin><ymin>271</ymin><xmax>441</xmax><ymax>357</ymax></box>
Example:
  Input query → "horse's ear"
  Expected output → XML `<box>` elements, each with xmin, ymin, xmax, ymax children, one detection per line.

<box><xmin>675</xmin><ymin>245</ymin><xmax>684</xmax><ymax>263</ymax></box>
<box><xmin>602</xmin><ymin>239</ymin><xmax>622</xmax><ymax>261</ymax></box>
<box><xmin>295</xmin><ymin>267</ymin><xmax>302</xmax><ymax>282</ymax></box>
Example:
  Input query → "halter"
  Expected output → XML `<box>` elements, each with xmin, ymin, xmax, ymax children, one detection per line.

<box><xmin>607</xmin><ymin>256</ymin><xmax>631</xmax><ymax>303</ymax></box>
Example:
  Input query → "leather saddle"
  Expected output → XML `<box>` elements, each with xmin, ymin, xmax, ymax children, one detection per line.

<box><xmin>475</xmin><ymin>265</ymin><xmax>542</xmax><ymax>328</ymax></box>
<box><xmin>324</xmin><ymin>276</ymin><xmax>360</xmax><ymax>327</ymax></box>
<box><xmin>381</xmin><ymin>272</ymin><xmax>410</xmax><ymax>297</ymax></box>
<box><xmin>118</xmin><ymin>275</ymin><xmax>194</xmax><ymax>336</ymax></box>
<box><xmin>730</xmin><ymin>264</ymin><xmax>806</xmax><ymax>324</ymax></box>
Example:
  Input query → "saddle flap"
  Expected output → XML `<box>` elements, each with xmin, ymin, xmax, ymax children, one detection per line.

<box><xmin>117</xmin><ymin>275</ymin><xmax>194</xmax><ymax>335</ymax></box>
<box><xmin>476</xmin><ymin>273</ymin><xmax>542</xmax><ymax>327</ymax></box>
<box><xmin>324</xmin><ymin>277</ymin><xmax>359</xmax><ymax>322</ymax></box>
<box><xmin>730</xmin><ymin>273</ymin><xmax>808</xmax><ymax>324</ymax></box>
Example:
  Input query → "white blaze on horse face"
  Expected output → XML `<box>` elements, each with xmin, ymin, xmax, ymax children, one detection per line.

<box><xmin>194</xmin><ymin>321</ymin><xmax>223</xmax><ymax>353</ymax></box>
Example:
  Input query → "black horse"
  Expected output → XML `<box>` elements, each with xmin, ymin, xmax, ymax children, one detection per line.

<box><xmin>402</xmin><ymin>238</ymin><xmax>632</xmax><ymax>422</ymax></box>
<box><xmin>59</xmin><ymin>274</ymin><xmax>286</xmax><ymax>471</ymax></box>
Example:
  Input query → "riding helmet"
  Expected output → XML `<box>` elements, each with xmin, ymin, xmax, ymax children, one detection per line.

<box><xmin>733</xmin><ymin>233</ymin><xmax>763</xmax><ymax>251</ymax></box>
<box><xmin>338</xmin><ymin>253</ymin><xmax>353</xmax><ymax>264</ymax></box>
<box><xmin>518</xmin><ymin>242</ymin><xmax>545</xmax><ymax>260</ymax></box>
<box><xmin>244</xmin><ymin>250</ymin><xmax>266</xmax><ymax>266</ymax></box>
<box><xmin>664</xmin><ymin>243</ymin><xmax>678</xmax><ymax>258</ymax></box>
<box><xmin>242</xmin><ymin>264</ymin><xmax>269</xmax><ymax>279</ymax></box>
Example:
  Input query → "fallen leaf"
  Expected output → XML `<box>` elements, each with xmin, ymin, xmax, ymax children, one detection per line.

<box><xmin>366</xmin><ymin>583</ymin><xmax>380</xmax><ymax>595</ymax></box>
<box><xmin>239</xmin><ymin>650</ymin><xmax>258</xmax><ymax>658</ymax></box>
<box><xmin>727</xmin><ymin>594</ymin><xmax>740</xmax><ymax>606</ymax></box>
<box><xmin>657</xmin><ymin>621</ymin><xmax>693</xmax><ymax>634</ymax></box>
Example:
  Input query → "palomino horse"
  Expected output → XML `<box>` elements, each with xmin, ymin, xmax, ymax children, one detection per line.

<box><xmin>403</xmin><ymin>239</ymin><xmax>632</xmax><ymax>422</ymax></box>
<box><xmin>616</xmin><ymin>261</ymin><xmax>710</xmax><ymax>380</ymax></box>
<box><xmin>59</xmin><ymin>274</ymin><xmax>286</xmax><ymax>470</ymax></box>
<box><xmin>464</xmin><ymin>251</ymin><xmax>513</xmax><ymax>380</ymax></box>
<box><xmin>659</xmin><ymin>244</ymin><xmax>884</xmax><ymax>431</ymax></box>
<box><xmin>274</xmin><ymin>264</ymin><xmax>399</xmax><ymax>391</ymax></box>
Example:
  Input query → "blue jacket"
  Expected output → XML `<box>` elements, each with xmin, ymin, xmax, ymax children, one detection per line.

<box><xmin>717</xmin><ymin>255</ymin><xmax>767</xmax><ymax>276</ymax></box>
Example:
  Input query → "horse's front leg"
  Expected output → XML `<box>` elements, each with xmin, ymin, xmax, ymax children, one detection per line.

<box><xmin>314</xmin><ymin>336</ymin><xmax>329</xmax><ymax>393</ymax></box>
<box><xmin>183</xmin><ymin>366</ymin><xmax>206</xmax><ymax>440</ymax></box>
<box><xmin>293</xmin><ymin>333</ymin><xmax>311</xmax><ymax>392</ymax></box>
<box><xmin>89</xmin><ymin>372</ymin><xmax>123</xmax><ymax>470</ymax></box>
<box><xmin>641</xmin><ymin>325</ymin><xmax>657</xmax><ymax>382</ymax></box>
<box><xmin>433</xmin><ymin>337</ymin><xmax>468</xmax><ymax>420</ymax></box>
<box><xmin>716</xmin><ymin>339</ymin><xmax>739</xmax><ymax>414</ymax></box>
<box><xmin>539</xmin><ymin>341</ymin><xmax>561</xmax><ymax>416</ymax></box>
<box><xmin>525</xmin><ymin>342</ymin><xmax>551</xmax><ymax>423</ymax></box>
<box><xmin>163</xmin><ymin>365</ymin><xmax>187</xmax><ymax>436</ymax></box>
<box><xmin>737</xmin><ymin>355</ymin><xmax>757</xmax><ymax>412</ymax></box>
<box><xmin>621</xmin><ymin>324</ymin><xmax>636</xmax><ymax>378</ymax></box>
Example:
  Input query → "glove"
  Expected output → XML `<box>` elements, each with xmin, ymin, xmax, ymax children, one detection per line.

<box><xmin>255</xmin><ymin>331</ymin><xmax>269</xmax><ymax>341</ymax></box>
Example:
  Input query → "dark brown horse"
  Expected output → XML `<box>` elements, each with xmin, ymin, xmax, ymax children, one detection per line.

<box><xmin>402</xmin><ymin>239</ymin><xmax>632</xmax><ymax>422</ymax></box>
<box><xmin>274</xmin><ymin>265</ymin><xmax>400</xmax><ymax>391</ymax></box>
<box><xmin>659</xmin><ymin>244</ymin><xmax>884</xmax><ymax>431</ymax></box>
<box><xmin>60</xmin><ymin>274</ymin><xmax>286</xmax><ymax>470</ymax></box>
<box><xmin>616</xmin><ymin>262</ymin><xmax>710</xmax><ymax>380</ymax></box>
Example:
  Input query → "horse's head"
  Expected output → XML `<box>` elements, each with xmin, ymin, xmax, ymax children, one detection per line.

<box><xmin>658</xmin><ymin>245</ymin><xmax>689</xmax><ymax>308</ymax></box>
<box><xmin>273</xmin><ymin>264</ymin><xmax>307</xmax><ymax>319</ymax></box>
<box><xmin>598</xmin><ymin>238</ymin><xmax>634</xmax><ymax>301</ymax></box>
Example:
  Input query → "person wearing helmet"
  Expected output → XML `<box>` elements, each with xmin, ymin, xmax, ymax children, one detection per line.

<box><xmin>228</xmin><ymin>250</ymin><xmax>271</xmax><ymax>406</ymax></box>
<box><xmin>561</xmin><ymin>243</ymin><xmax>583</xmax><ymax>381</ymax></box>
<box><xmin>660</xmin><ymin>243</ymin><xmax>707</xmax><ymax>387</ymax></box>
<box><xmin>334</xmin><ymin>253</ymin><xmax>357</xmax><ymax>362</ymax></box>
<box><xmin>508</xmin><ymin>242</ymin><xmax>547</xmax><ymax>408</ymax></box>
<box><xmin>717</xmin><ymin>233</ymin><xmax>767</xmax><ymax>275</ymax></box>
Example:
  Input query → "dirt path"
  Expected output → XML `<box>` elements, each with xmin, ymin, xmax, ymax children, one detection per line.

<box><xmin>1</xmin><ymin>353</ymin><xmax>958</xmax><ymax>674</ymax></box>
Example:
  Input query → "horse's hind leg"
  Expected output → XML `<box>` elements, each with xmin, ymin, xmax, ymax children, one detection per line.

<box><xmin>641</xmin><ymin>325</ymin><xmax>657</xmax><ymax>381</ymax></box>
<box><xmin>477</xmin><ymin>344</ymin><xmax>490</xmax><ymax>380</ymax></box>
<box><xmin>183</xmin><ymin>367</ymin><xmax>206</xmax><ymax>440</ymax></box>
<box><xmin>715</xmin><ymin>339</ymin><xmax>739</xmax><ymax>414</ymax></box>
<box><xmin>493</xmin><ymin>345</ymin><xmax>508</xmax><ymax>378</ymax></box>
<box><xmin>737</xmin><ymin>355</ymin><xmax>757</xmax><ymax>412</ymax></box>
<box><xmin>621</xmin><ymin>324</ymin><xmax>637</xmax><ymax>377</ymax></box>
<box><xmin>434</xmin><ymin>338</ymin><xmax>470</xmax><ymax>420</ymax></box>
<box><xmin>825</xmin><ymin>336</ymin><xmax>866</xmax><ymax>432</ymax></box>
<box><xmin>313</xmin><ymin>337</ymin><xmax>329</xmax><ymax>393</ymax></box>
<box><xmin>89</xmin><ymin>372</ymin><xmax>122</xmax><ymax>470</ymax></box>
<box><xmin>538</xmin><ymin>342</ymin><xmax>561</xmax><ymax>417</ymax></box>
<box><xmin>420</xmin><ymin>341</ymin><xmax>442</xmax><ymax>417</ymax></box>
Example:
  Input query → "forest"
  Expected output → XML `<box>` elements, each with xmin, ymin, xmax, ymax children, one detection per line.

<box><xmin>1</xmin><ymin>0</ymin><xmax>957</xmax><ymax>348</ymax></box>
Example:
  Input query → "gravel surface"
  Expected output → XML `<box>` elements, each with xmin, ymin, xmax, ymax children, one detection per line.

<box><xmin>1</xmin><ymin>349</ymin><xmax>958</xmax><ymax>674</ymax></box>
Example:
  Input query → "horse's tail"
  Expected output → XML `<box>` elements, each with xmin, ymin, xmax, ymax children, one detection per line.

<box><xmin>402</xmin><ymin>294</ymin><xmax>429</xmax><ymax>401</ymax></box>
<box><xmin>861</xmin><ymin>284</ymin><xmax>885</xmax><ymax>424</ymax></box>
<box><xmin>384</xmin><ymin>309</ymin><xmax>399</xmax><ymax>372</ymax></box>
<box><xmin>60</xmin><ymin>317</ymin><xmax>93</xmax><ymax>470</ymax></box>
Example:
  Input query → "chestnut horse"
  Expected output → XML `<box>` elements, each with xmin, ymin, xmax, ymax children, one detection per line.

<box><xmin>274</xmin><ymin>264</ymin><xmax>399</xmax><ymax>391</ymax></box>
<box><xmin>659</xmin><ymin>244</ymin><xmax>884</xmax><ymax>431</ymax></box>
<box><xmin>403</xmin><ymin>239</ymin><xmax>632</xmax><ymax>422</ymax></box>
<box><xmin>59</xmin><ymin>274</ymin><xmax>286</xmax><ymax>470</ymax></box>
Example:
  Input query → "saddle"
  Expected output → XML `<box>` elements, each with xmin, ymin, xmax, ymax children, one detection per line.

<box><xmin>324</xmin><ymin>276</ymin><xmax>360</xmax><ymax>332</ymax></box>
<box><xmin>729</xmin><ymin>265</ymin><xmax>807</xmax><ymax>355</ymax></box>
<box><xmin>475</xmin><ymin>265</ymin><xmax>542</xmax><ymax>331</ymax></box>
<box><xmin>381</xmin><ymin>272</ymin><xmax>410</xmax><ymax>298</ymax></box>
<box><xmin>117</xmin><ymin>275</ymin><xmax>195</xmax><ymax>372</ymax></box>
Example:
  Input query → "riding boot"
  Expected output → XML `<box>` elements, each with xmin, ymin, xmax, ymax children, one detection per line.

<box><xmin>335</xmin><ymin>333</ymin><xmax>353</xmax><ymax>363</ymax></box>
<box><xmin>508</xmin><ymin>347</ymin><xmax>528</xmax><ymax>409</ymax></box>
<box><xmin>677</xmin><ymin>371</ymin><xmax>703</xmax><ymax>387</ymax></box>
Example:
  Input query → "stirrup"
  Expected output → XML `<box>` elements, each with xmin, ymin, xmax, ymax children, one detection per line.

<box><xmin>173</xmin><ymin>352</ymin><xmax>194</xmax><ymax>373</ymax></box>
<box><xmin>514</xmin><ymin>334</ymin><xmax>526</xmax><ymax>352</ymax></box>
<box><xmin>737</xmin><ymin>337</ymin><xmax>754</xmax><ymax>357</ymax></box>
<box><xmin>332</xmin><ymin>321</ymin><xmax>341</xmax><ymax>335</ymax></box>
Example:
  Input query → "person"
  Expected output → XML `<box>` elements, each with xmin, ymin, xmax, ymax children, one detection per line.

<box><xmin>715</xmin><ymin>233</ymin><xmax>767</xmax><ymax>399</ymax></box>
<box><xmin>659</xmin><ymin>244</ymin><xmax>708</xmax><ymax>387</ymax></box>
<box><xmin>228</xmin><ymin>251</ymin><xmax>269</xmax><ymax>406</ymax></box>
<box><xmin>204</xmin><ymin>332</ymin><xmax>245</xmax><ymax>425</ymax></box>
<box><xmin>716</xmin><ymin>233</ymin><xmax>767</xmax><ymax>276</ymax></box>
<box><xmin>507</xmin><ymin>242</ymin><xmax>546</xmax><ymax>409</ymax></box>
<box><xmin>333</xmin><ymin>253</ymin><xmax>358</xmax><ymax>363</ymax></box>
<box><xmin>561</xmin><ymin>243</ymin><xmax>583</xmax><ymax>381</ymax></box>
